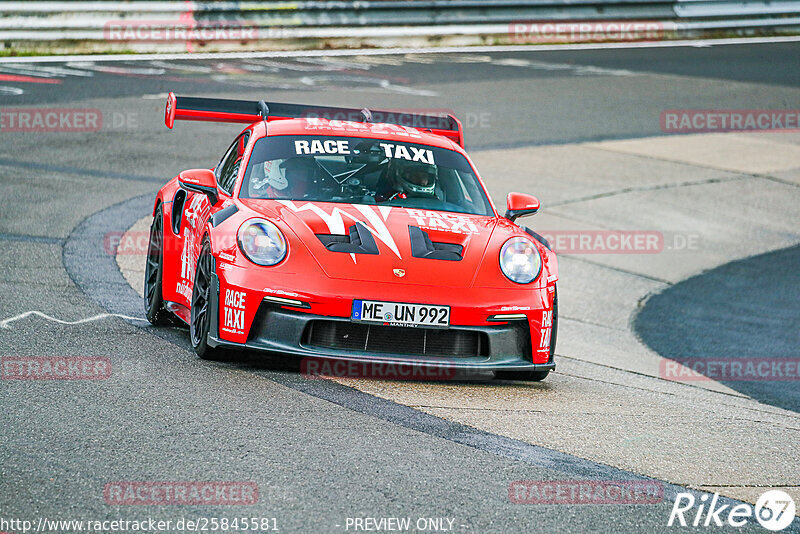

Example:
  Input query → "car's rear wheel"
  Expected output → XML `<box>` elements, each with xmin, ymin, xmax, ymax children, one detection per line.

<box><xmin>190</xmin><ymin>237</ymin><xmax>222</xmax><ymax>360</ymax></box>
<box><xmin>494</xmin><ymin>285</ymin><xmax>558</xmax><ymax>382</ymax></box>
<box><xmin>144</xmin><ymin>206</ymin><xmax>175</xmax><ymax>326</ymax></box>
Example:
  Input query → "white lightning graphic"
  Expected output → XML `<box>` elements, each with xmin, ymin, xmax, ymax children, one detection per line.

<box><xmin>278</xmin><ymin>201</ymin><xmax>402</xmax><ymax>261</ymax></box>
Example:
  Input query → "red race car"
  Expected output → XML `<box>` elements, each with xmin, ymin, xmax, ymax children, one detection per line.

<box><xmin>145</xmin><ymin>93</ymin><xmax>558</xmax><ymax>380</ymax></box>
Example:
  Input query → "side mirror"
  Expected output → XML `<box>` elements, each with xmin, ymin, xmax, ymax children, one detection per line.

<box><xmin>178</xmin><ymin>169</ymin><xmax>219</xmax><ymax>206</ymax></box>
<box><xmin>505</xmin><ymin>192</ymin><xmax>540</xmax><ymax>223</ymax></box>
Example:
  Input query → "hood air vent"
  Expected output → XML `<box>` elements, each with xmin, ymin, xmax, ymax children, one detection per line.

<box><xmin>317</xmin><ymin>223</ymin><xmax>379</xmax><ymax>255</ymax></box>
<box><xmin>409</xmin><ymin>226</ymin><xmax>463</xmax><ymax>261</ymax></box>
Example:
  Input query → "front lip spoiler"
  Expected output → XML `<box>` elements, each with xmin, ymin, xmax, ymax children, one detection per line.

<box><xmin>207</xmin><ymin>335</ymin><xmax>555</xmax><ymax>372</ymax></box>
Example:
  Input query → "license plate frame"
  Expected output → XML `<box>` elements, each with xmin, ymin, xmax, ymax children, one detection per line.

<box><xmin>351</xmin><ymin>300</ymin><xmax>450</xmax><ymax>329</ymax></box>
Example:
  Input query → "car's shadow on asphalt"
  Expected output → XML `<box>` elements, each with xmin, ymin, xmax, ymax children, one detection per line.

<box><xmin>156</xmin><ymin>334</ymin><xmax>553</xmax><ymax>388</ymax></box>
<box><xmin>143</xmin><ymin>320</ymin><xmax>557</xmax><ymax>390</ymax></box>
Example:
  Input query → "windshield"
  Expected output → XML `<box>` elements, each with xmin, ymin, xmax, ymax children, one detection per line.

<box><xmin>240</xmin><ymin>135</ymin><xmax>494</xmax><ymax>216</ymax></box>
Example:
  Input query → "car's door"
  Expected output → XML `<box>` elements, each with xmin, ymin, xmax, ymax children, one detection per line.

<box><xmin>174</xmin><ymin>132</ymin><xmax>251</xmax><ymax>308</ymax></box>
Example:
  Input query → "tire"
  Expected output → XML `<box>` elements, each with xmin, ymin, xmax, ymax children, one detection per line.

<box><xmin>190</xmin><ymin>237</ymin><xmax>222</xmax><ymax>360</ymax></box>
<box><xmin>494</xmin><ymin>285</ymin><xmax>558</xmax><ymax>382</ymax></box>
<box><xmin>144</xmin><ymin>205</ymin><xmax>175</xmax><ymax>326</ymax></box>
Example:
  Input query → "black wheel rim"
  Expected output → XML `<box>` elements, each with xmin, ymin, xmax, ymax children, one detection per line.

<box><xmin>144</xmin><ymin>214</ymin><xmax>162</xmax><ymax>311</ymax></box>
<box><xmin>190</xmin><ymin>246</ymin><xmax>212</xmax><ymax>346</ymax></box>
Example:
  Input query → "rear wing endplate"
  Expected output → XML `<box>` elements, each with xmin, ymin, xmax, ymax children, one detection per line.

<box><xmin>164</xmin><ymin>92</ymin><xmax>464</xmax><ymax>147</ymax></box>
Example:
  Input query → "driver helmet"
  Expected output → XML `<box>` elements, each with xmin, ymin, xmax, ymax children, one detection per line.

<box><xmin>391</xmin><ymin>160</ymin><xmax>438</xmax><ymax>197</ymax></box>
<box><xmin>251</xmin><ymin>157</ymin><xmax>313</xmax><ymax>198</ymax></box>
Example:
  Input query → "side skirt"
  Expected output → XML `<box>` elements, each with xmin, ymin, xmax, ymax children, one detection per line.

<box><xmin>164</xmin><ymin>301</ymin><xmax>190</xmax><ymax>325</ymax></box>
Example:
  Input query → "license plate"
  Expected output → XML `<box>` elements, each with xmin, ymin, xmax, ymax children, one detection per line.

<box><xmin>351</xmin><ymin>300</ymin><xmax>450</xmax><ymax>328</ymax></box>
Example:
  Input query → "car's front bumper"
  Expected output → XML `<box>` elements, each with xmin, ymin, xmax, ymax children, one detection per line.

<box><xmin>207</xmin><ymin>273</ymin><xmax>555</xmax><ymax>372</ymax></box>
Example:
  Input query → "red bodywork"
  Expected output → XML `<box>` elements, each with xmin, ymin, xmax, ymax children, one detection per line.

<box><xmin>154</xmin><ymin>95</ymin><xmax>558</xmax><ymax>367</ymax></box>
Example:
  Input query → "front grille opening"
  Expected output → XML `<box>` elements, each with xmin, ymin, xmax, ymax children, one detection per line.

<box><xmin>303</xmin><ymin>321</ymin><xmax>488</xmax><ymax>358</ymax></box>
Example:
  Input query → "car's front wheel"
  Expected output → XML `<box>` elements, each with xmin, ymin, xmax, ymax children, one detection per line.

<box><xmin>190</xmin><ymin>237</ymin><xmax>222</xmax><ymax>360</ymax></box>
<box><xmin>144</xmin><ymin>205</ymin><xmax>175</xmax><ymax>326</ymax></box>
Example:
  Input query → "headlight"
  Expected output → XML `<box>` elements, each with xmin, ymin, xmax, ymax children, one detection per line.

<box><xmin>499</xmin><ymin>237</ymin><xmax>541</xmax><ymax>284</ymax></box>
<box><xmin>237</xmin><ymin>218</ymin><xmax>287</xmax><ymax>266</ymax></box>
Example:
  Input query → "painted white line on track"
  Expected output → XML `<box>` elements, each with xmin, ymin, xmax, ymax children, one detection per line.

<box><xmin>0</xmin><ymin>85</ymin><xmax>24</xmax><ymax>95</ymax></box>
<box><xmin>0</xmin><ymin>310</ymin><xmax>147</xmax><ymax>329</ymax></box>
<box><xmin>0</xmin><ymin>64</ymin><xmax>94</xmax><ymax>77</ymax></box>
<box><xmin>147</xmin><ymin>60</ymin><xmax>213</xmax><ymax>73</ymax></box>
<box><xmin>0</xmin><ymin>65</ymin><xmax>59</xmax><ymax>78</ymax></box>
<box><xmin>1</xmin><ymin>35</ymin><xmax>799</xmax><ymax>64</ymax></box>
<box><xmin>64</xmin><ymin>62</ymin><xmax>166</xmax><ymax>75</ymax></box>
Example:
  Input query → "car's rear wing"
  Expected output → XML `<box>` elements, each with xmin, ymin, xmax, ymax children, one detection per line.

<box><xmin>164</xmin><ymin>92</ymin><xmax>464</xmax><ymax>147</ymax></box>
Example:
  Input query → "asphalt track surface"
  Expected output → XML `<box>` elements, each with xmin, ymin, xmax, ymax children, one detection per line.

<box><xmin>0</xmin><ymin>42</ymin><xmax>799</xmax><ymax>533</ymax></box>
<box><xmin>636</xmin><ymin>245</ymin><xmax>800</xmax><ymax>414</ymax></box>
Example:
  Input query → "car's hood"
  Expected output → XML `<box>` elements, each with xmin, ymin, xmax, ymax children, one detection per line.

<box><xmin>239</xmin><ymin>199</ymin><xmax>498</xmax><ymax>288</ymax></box>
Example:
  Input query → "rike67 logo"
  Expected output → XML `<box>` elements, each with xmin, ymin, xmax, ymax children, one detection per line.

<box><xmin>669</xmin><ymin>490</ymin><xmax>796</xmax><ymax>531</ymax></box>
